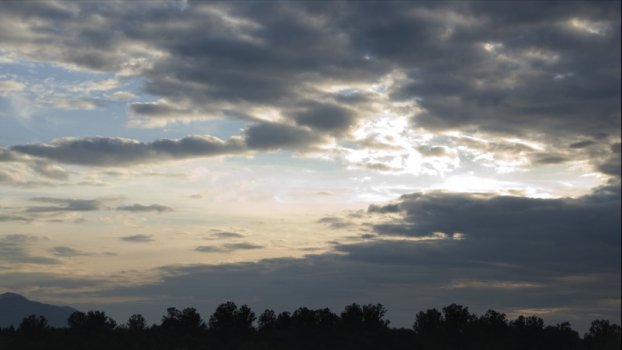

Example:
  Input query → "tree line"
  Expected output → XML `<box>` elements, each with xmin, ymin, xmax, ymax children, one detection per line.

<box><xmin>1</xmin><ymin>302</ymin><xmax>620</xmax><ymax>350</ymax></box>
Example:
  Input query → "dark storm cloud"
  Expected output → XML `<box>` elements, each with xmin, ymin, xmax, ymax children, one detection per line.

<box><xmin>120</xmin><ymin>234</ymin><xmax>154</xmax><ymax>243</ymax></box>
<box><xmin>116</xmin><ymin>204</ymin><xmax>173</xmax><ymax>214</ymax></box>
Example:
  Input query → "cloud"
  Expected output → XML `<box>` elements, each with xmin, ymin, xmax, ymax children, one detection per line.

<box><xmin>292</xmin><ymin>103</ymin><xmax>357</xmax><ymax>135</ymax></box>
<box><xmin>195</xmin><ymin>242</ymin><xmax>263</xmax><ymax>253</ymax></box>
<box><xmin>0</xmin><ymin>147</ymin><xmax>70</xmax><ymax>185</ymax></box>
<box><xmin>116</xmin><ymin>204</ymin><xmax>173</xmax><ymax>213</ymax></box>
<box><xmin>0</xmin><ymin>147</ymin><xmax>21</xmax><ymax>162</ymax></box>
<box><xmin>0</xmin><ymin>79</ymin><xmax>26</xmax><ymax>93</ymax></box>
<box><xmin>0</xmin><ymin>234</ymin><xmax>59</xmax><ymax>265</ymax></box>
<box><xmin>366</xmin><ymin>184</ymin><xmax>621</xmax><ymax>245</ymax></box>
<box><xmin>120</xmin><ymin>234</ymin><xmax>154</xmax><ymax>243</ymax></box>
<box><xmin>30</xmin><ymin>160</ymin><xmax>70</xmax><ymax>180</ymax></box>
<box><xmin>0</xmin><ymin>214</ymin><xmax>32</xmax><ymax>223</ymax></box>
<box><xmin>208</xmin><ymin>231</ymin><xmax>245</xmax><ymax>239</ymax></box>
<box><xmin>317</xmin><ymin>216</ymin><xmax>354</xmax><ymax>229</ymax></box>
<box><xmin>223</xmin><ymin>243</ymin><xmax>263</xmax><ymax>250</ymax></box>
<box><xmin>26</xmin><ymin>197</ymin><xmax>102</xmax><ymax>213</ymax></box>
<box><xmin>49</xmin><ymin>246</ymin><xmax>91</xmax><ymax>257</ymax></box>
<box><xmin>11</xmin><ymin>120</ymin><xmax>333</xmax><ymax>166</ymax></box>
<box><xmin>12</xmin><ymin>136</ymin><xmax>244</xmax><ymax>166</ymax></box>
<box><xmin>242</xmin><ymin>122</ymin><xmax>325</xmax><ymax>151</ymax></box>
<box><xmin>1</xmin><ymin>1</ymin><xmax>618</xmax><ymax>177</ymax></box>
<box><xmin>195</xmin><ymin>246</ymin><xmax>225</xmax><ymax>253</ymax></box>
<box><xmin>0</xmin><ymin>271</ymin><xmax>106</xmax><ymax>292</ymax></box>
<box><xmin>597</xmin><ymin>143</ymin><xmax>621</xmax><ymax>177</ymax></box>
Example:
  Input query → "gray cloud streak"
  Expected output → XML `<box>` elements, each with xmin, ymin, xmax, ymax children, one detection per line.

<box><xmin>27</xmin><ymin>197</ymin><xmax>102</xmax><ymax>213</ymax></box>
<box><xmin>49</xmin><ymin>246</ymin><xmax>91</xmax><ymax>257</ymax></box>
<box><xmin>0</xmin><ymin>234</ymin><xmax>59</xmax><ymax>265</ymax></box>
<box><xmin>11</xmin><ymin>122</ymin><xmax>328</xmax><ymax>166</ymax></box>
<box><xmin>120</xmin><ymin>234</ymin><xmax>154</xmax><ymax>243</ymax></box>
<box><xmin>12</xmin><ymin>136</ymin><xmax>244</xmax><ymax>166</ymax></box>
<box><xmin>116</xmin><ymin>204</ymin><xmax>173</xmax><ymax>214</ymax></box>
<box><xmin>195</xmin><ymin>242</ymin><xmax>263</xmax><ymax>253</ymax></box>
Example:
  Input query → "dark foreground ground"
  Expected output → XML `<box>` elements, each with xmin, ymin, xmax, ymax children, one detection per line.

<box><xmin>1</xmin><ymin>302</ymin><xmax>620</xmax><ymax>350</ymax></box>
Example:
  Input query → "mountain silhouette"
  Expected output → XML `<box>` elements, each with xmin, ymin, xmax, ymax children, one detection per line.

<box><xmin>0</xmin><ymin>292</ymin><xmax>77</xmax><ymax>328</ymax></box>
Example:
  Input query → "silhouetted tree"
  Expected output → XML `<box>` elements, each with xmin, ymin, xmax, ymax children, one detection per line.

<box><xmin>340</xmin><ymin>303</ymin><xmax>364</xmax><ymax>330</ymax></box>
<box><xmin>474</xmin><ymin>309</ymin><xmax>510</xmax><ymax>349</ymax></box>
<box><xmin>208</xmin><ymin>301</ymin><xmax>255</xmax><ymax>338</ymax></box>
<box><xmin>161</xmin><ymin>307</ymin><xmax>206</xmax><ymax>334</ymax></box>
<box><xmin>258</xmin><ymin>309</ymin><xmax>277</xmax><ymax>332</ymax></box>
<box><xmin>126</xmin><ymin>313</ymin><xmax>147</xmax><ymax>331</ymax></box>
<box><xmin>291</xmin><ymin>307</ymin><xmax>319</xmax><ymax>331</ymax></box>
<box><xmin>340</xmin><ymin>303</ymin><xmax>389</xmax><ymax>332</ymax></box>
<box><xmin>584</xmin><ymin>319</ymin><xmax>622</xmax><ymax>350</ymax></box>
<box><xmin>68</xmin><ymin>310</ymin><xmax>116</xmax><ymax>333</ymax></box>
<box><xmin>315</xmin><ymin>307</ymin><xmax>339</xmax><ymax>331</ymax></box>
<box><xmin>276</xmin><ymin>311</ymin><xmax>293</xmax><ymax>330</ymax></box>
<box><xmin>18</xmin><ymin>315</ymin><xmax>49</xmax><ymax>337</ymax></box>
<box><xmin>510</xmin><ymin>315</ymin><xmax>544</xmax><ymax>349</ymax></box>
<box><xmin>541</xmin><ymin>322</ymin><xmax>582</xmax><ymax>350</ymax></box>
<box><xmin>413</xmin><ymin>307</ymin><xmax>444</xmax><ymax>348</ymax></box>
<box><xmin>362</xmin><ymin>304</ymin><xmax>390</xmax><ymax>330</ymax></box>
<box><xmin>0</xmin><ymin>301</ymin><xmax>618</xmax><ymax>350</ymax></box>
<box><xmin>67</xmin><ymin>311</ymin><xmax>87</xmax><ymax>330</ymax></box>
<box><xmin>442</xmin><ymin>303</ymin><xmax>475</xmax><ymax>349</ymax></box>
<box><xmin>478</xmin><ymin>309</ymin><xmax>508</xmax><ymax>330</ymax></box>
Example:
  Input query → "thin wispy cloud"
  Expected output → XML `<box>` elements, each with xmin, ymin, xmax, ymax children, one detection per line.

<box><xmin>116</xmin><ymin>204</ymin><xmax>173</xmax><ymax>214</ymax></box>
<box><xmin>120</xmin><ymin>235</ymin><xmax>155</xmax><ymax>243</ymax></box>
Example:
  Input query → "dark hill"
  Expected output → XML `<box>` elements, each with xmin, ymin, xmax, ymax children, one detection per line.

<box><xmin>0</xmin><ymin>292</ymin><xmax>77</xmax><ymax>328</ymax></box>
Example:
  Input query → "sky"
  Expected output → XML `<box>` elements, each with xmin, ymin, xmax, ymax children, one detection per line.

<box><xmin>0</xmin><ymin>0</ymin><xmax>620</xmax><ymax>331</ymax></box>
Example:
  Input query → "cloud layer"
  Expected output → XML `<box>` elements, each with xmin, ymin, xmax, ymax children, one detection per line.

<box><xmin>1</xmin><ymin>1</ymin><xmax>619</xmax><ymax>176</ymax></box>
